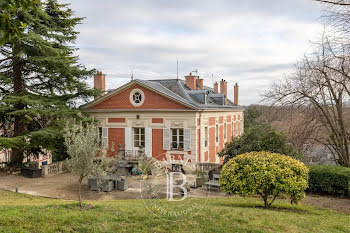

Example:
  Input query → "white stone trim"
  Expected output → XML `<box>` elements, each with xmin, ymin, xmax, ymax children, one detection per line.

<box><xmin>129</xmin><ymin>88</ymin><xmax>145</xmax><ymax>107</ymax></box>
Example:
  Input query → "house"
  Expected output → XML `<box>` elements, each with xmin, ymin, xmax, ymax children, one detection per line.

<box><xmin>0</xmin><ymin>129</ymin><xmax>52</xmax><ymax>168</ymax></box>
<box><xmin>82</xmin><ymin>71</ymin><xmax>244</xmax><ymax>167</ymax></box>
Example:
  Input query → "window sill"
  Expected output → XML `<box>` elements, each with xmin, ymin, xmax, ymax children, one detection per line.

<box><xmin>168</xmin><ymin>150</ymin><xmax>186</xmax><ymax>153</ymax></box>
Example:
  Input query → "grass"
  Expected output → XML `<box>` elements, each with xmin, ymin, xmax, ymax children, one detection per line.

<box><xmin>0</xmin><ymin>189</ymin><xmax>349</xmax><ymax>233</ymax></box>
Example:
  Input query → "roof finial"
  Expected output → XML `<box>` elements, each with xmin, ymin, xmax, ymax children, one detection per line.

<box><xmin>131</xmin><ymin>70</ymin><xmax>134</xmax><ymax>81</ymax></box>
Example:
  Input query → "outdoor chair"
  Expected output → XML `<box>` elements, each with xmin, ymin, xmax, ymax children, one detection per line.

<box><xmin>205</xmin><ymin>174</ymin><xmax>220</xmax><ymax>190</ymax></box>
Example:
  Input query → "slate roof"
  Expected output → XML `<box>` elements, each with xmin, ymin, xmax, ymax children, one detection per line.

<box><xmin>136</xmin><ymin>79</ymin><xmax>241</xmax><ymax>110</ymax></box>
<box><xmin>84</xmin><ymin>78</ymin><xmax>243</xmax><ymax>110</ymax></box>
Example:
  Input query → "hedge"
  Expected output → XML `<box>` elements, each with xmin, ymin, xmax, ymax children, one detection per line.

<box><xmin>308</xmin><ymin>165</ymin><xmax>350</xmax><ymax>196</ymax></box>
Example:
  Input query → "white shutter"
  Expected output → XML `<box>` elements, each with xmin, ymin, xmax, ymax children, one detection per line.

<box><xmin>125</xmin><ymin>127</ymin><xmax>132</xmax><ymax>150</ymax></box>
<box><xmin>145</xmin><ymin>128</ymin><xmax>152</xmax><ymax>157</ymax></box>
<box><xmin>102</xmin><ymin>127</ymin><xmax>108</xmax><ymax>147</ymax></box>
<box><xmin>184</xmin><ymin>128</ymin><xmax>191</xmax><ymax>151</ymax></box>
<box><xmin>163</xmin><ymin>128</ymin><xmax>170</xmax><ymax>150</ymax></box>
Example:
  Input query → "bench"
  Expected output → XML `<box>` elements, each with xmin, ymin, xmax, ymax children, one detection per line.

<box><xmin>205</xmin><ymin>174</ymin><xmax>220</xmax><ymax>190</ymax></box>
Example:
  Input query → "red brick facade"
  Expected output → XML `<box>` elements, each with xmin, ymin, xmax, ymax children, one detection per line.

<box><xmin>152</xmin><ymin>118</ymin><xmax>164</xmax><ymax>123</ymax></box>
<box><xmin>108</xmin><ymin>118</ymin><xmax>126</xmax><ymax>123</ymax></box>
<box><xmin>107</xmin><ymin>128</ymin><xmax>125</xmax><ymax>157</ymax></box>
<box><xmin>152</xmin><ymin>129</ymin><xmax>166</xmax><ymax>161</ymax></box>
<box><xmin>91</xmin><ymin>84</ymin><xmax>190</xmax><ymax>110</ymax></box>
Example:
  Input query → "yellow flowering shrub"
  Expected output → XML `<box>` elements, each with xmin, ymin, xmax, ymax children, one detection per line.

<box><xmin>220</xmin><ymin>151</ymin><xmax>309</xmax><ymax>208</ymax></box>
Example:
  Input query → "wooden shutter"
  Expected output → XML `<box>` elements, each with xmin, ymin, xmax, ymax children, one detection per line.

<box><xmin>125</xmin><ymin>127</ymin><xmax>132</xmax><ymax>150</ymax></box>
<box><xmin>102</xmin><ymin>127</ymin><xmax>108</xmax><ymax>147</ymax></box>
<box><xmin>163</xmin><ymin>128</ymin><xmax>170</xmax><ymax>150</ymax></box>
<box><xmin>145</xmin><ymin>128</ymin><xmax>152</xmax><ymax>157</ymax></box>
<box><xmin>184</xmin><ymin>128</ymin><xmax>191</xmax><ymax>151</ymax></box>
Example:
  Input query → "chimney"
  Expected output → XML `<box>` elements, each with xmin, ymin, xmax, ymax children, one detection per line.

<box><xmin>220</xmin><ymin>79</ymin><xmax>228</xmax><ymax>104</ymax></box>
<box><xmin>213</xmin><ymin>82</ymin><xmax>218</xmax><ymax>93</ymax></box>
<box><xmin>185</xmin><ymin>72</ymin><xmax>196</xmax><ymax>90</ymax></box>
<box><xmin>196</xmin><ymin>78</ymin><xmax>203</xmax><ymax>90</ymax></box>
<box><xmin>94</xmin><ymin>71</ymin><xmax>106</xmax><ymax>97</ymax></box>
<box><xmin>234</xmin><ymin>82</ymin><xmax>239</xmax><ymax>105</ymax></box>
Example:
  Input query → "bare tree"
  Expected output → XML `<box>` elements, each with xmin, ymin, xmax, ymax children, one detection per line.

<box><xmin>315</xmin><ymin>0</ymin><xmax>350</xmax><ymax>5</ymax></box>
<box><xmin>264</xmin><ymin>36</ymin><xmax>350</xmax><ymax>167</ymax></box>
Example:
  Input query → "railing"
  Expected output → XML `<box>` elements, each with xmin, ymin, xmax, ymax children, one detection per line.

<box><xmin>41</xmin><ymin>161</ymin><xmax>67</xmax><ymax>177</ymax></box>
<box><xmin>117</xmin><ymin>149</ymin><xmax>145</xmax><ymax>161</ymax></box>
<box><xmin>197</xmin><ymin>163</ymin><xmax>222</xmax><ymax>173</ymax></box>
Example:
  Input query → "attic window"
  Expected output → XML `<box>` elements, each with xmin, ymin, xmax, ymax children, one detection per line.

<box><xmin>129</xmin><ymin>88</ymin><xmax>145</xmax><ymax>107</ymax></box>
<box><xmin>133</xmin><ymin>92</ymin><xmax>142</xmax><ymax>103</ymax></box>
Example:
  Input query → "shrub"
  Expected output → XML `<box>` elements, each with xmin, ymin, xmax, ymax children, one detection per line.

<box><xmin>308</xmin><ymin>165</ymin><xmax>350</xmax><ymax>196</ymax></box>
<box><xmin>220</xmin><ymin>151</ymin><xmax>309</xmax><ymax>208</ymax></box>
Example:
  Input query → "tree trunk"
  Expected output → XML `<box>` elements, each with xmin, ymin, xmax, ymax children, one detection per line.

<box><xmin>11</xmin><ymin>42</ymin><xmax>25</xmax><ymax>166</ymax></box>
<box><xmin>78</xmin><ymin>176</ymin><xmax>83</xmax><ymax>209</ymax></box>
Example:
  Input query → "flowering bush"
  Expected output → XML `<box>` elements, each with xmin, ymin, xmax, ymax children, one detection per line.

<box><xmin>220</xmin><ymin>151</ymin><xmax>309</xmax><ymax>208</ymax></box>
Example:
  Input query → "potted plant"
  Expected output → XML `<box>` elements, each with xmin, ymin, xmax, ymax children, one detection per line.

<box><xmin>195</xmin><ymin>169</ymin><xmax>205</xmax><ymax>187</ymax></box>
<box><xmin>139</xmin><ymin>162</ymin><xmax>151</xmax><ymax>180</ymax></box>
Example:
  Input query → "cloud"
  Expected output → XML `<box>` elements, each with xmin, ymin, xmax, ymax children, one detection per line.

<box><xmin>63</xmin><ymin>0</ymin><xmax>326</xmax><ymax>105</ymax></box>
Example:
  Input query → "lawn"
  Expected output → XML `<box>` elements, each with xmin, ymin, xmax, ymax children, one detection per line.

<box><xmin>0</xmin><ymin>189</ymin><xmax>349</xmax><ymax>233</ymax></box>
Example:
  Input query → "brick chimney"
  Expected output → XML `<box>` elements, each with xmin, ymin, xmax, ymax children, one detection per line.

<box><xmin>213</xmin><ymin>82</ymin><xmax>218</xmax><ymax>93</ymax></box>
<box><xmin>196</xmin><ymin>78</ymin><xmax>203</xmax><ymax>90</ymax></box>
<box><xmin>220</xmin><ymin>79</ymin><xmax>227</xmax><ymax>104</ymax></box>
<box><xmin>94</xmin><ymin>71</ymin><xmax>106</xmax><ymax>97</ymax></box>
<box><xmin>234</xmin><ymin>82</ymin><xmax>239</xmax><ymax>105</ymax></box>
<box><xmin>185</xmin><ymin>72</ymin><xmax>196</xmax><ymax>90</ymax></box>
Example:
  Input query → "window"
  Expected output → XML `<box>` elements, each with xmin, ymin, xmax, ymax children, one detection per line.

<box><xmin>171</xmin><ymin>128</ymin><xmax>184</xmax><ymax>150</ymax></box>
<box><xmin>224</xmin><ymin>123</ymin><xmax>227</xmax><ymax>140</ymax></box>
<box><xmin>204</xmin><ymin>127</ymin><xmax>208</xmax><ymax>147</ymax></box>
<box><xmin>98</xmin><ymin>127</ymin><xmax>102</xmax><ymax>144</ymax></box>
<box><xmin>133</xmin><ymin>92</ymin><xmax>142</xmax><ymax>104</ymax></box>
<box><xmin>129</xmin><ymin>88</ymin><xmax>145</xmax><ymax>106</ymax></box>
<box><xmin>215</xmin><ymin>124</ymin><xmax>219</xmax><ymax>142</ymax></box>
<box><xmin>98</xmin><ymin>127</ymin><xmax>108</xmax><ymax>146</ymax></box>
<box><xmin>133</xmin><ymin>128</ymin><xmax>145</xmax><ymax>147</ymax></box>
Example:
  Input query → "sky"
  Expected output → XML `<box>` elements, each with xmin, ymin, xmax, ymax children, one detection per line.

<box><xmin>62</xmin><ymin>0</ymin><xmax>327</xmax><ymax>105</ymax></box>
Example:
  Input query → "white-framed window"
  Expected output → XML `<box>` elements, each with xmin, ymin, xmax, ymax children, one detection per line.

<box><xmin>171</xmin><ymin>128</ymin><xmax>184</xmax><ymax>150</ymax></box>
<box><xmin>224</xmin><ymin>123</ymin><xmax>227</xmax><ymax>140</ymax></box>
<box><xmin>204</xmin><ymin>126</ymin><xmax>208</xmax><ymax>147</ymax></box>
<box><xmin>215</xmin><ymin>124</ymin><xmax>219</xmax><ymax>142</ymax></box>
<box><xmin>133</xmin><ymin>127</ymin><xmax>145</xmax><ymax>147</ymax></box>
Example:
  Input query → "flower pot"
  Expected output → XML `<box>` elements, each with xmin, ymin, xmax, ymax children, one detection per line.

<box><xmin>195</xmin><ymin>178</ymin><xmax>204</xmax><ymax>187</ymax></box>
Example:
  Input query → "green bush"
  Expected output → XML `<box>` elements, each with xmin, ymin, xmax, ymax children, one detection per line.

<box><xmin>220</xmin><ymin>151</ymin><xmax>309</xmax><ymax>208</ymax></box>
<box><xmin>308</xmin><ymin>165</ymin><xmax>350</xmax><ymax>196</ymax></box>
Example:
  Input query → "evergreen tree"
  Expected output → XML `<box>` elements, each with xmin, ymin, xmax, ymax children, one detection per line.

<box><xmin>218</xmin><ymin>124</ymin><xmax>301</xmax><ymax>163</ymax></box>
<box><xmin>0</xmin><ymin>0</ymin><xmax>97</xmax><ymax>165</ymax></box>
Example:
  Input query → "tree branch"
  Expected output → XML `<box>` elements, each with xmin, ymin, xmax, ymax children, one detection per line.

<box><xmin>315</xmin><ymin>0</ymin><xmax>350</xmax><ymax>5</ymax></box>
